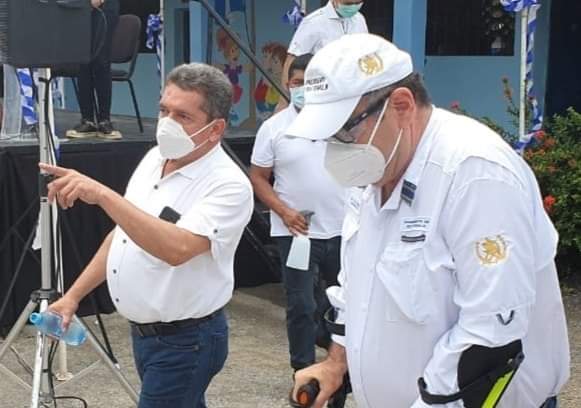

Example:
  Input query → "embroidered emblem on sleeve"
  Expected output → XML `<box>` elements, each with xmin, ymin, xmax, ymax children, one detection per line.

<box><xmin>475</xmin><ymin>235</ymin><xmax>508</xmax><ymax>266</ymax></box>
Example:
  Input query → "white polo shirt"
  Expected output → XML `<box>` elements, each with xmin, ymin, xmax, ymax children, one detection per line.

<box><xmin>251</xmin><ymin>106</ymin><xmax>346</xmax><ymax>239</ymax></box>
<box><xmin>327</xmin><ymin>108</ymin><xmax>570</xmax><ymax>408</ymax></box>
<box><xmin>288</xmin><ymin>1</ymin><xmax>368</xmax><ymax>57</ymax></box>
<box><xmin>106</xmin><ymin>144</ymin><xmax>253</xmax><ymax>324</ymax></box>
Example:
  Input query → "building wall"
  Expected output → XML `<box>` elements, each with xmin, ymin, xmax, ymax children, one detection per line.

<box><xmin>401</xmin><ymin>0</ymin><xmax>551</xmax><ymax>131</ymax></box>
<box><xmin>64</xmin><ymin>0</ymin><xmax>552</xmax><ymax>132</ymax></box>
<box><xmin>189</xmin><ymin>0</ymin><xmax>304</xmax><ymax>128</ymax></box>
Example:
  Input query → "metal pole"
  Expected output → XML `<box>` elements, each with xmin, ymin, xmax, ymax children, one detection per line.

<box><xmin>35</xmin><ymin>67</ymin><xmax>55</xmax><ymax>408</ymax></box>
<box><xmin>160</xmin><ymin>0</ymin><xmax>166</xmax><ymax>83</ymax></box>
<box><xmin>519</xmin><ymin>9</ymin><xmax>528</xmax><ymax>144</ymax></box>
<box><xmin>195</xmin><ymin>0</ymin><xmax>290</xmax><ymax>102</ymax></box>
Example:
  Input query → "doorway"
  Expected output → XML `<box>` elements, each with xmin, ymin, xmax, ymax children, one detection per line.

<box><xmin>545</xmin><ymin>0</ymin><xmax>581</xmax><ymax>117</ymax></box>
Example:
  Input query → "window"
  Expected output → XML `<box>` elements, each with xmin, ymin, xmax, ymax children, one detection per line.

<box><xmin>361</xmin><ymin>0</ymin><xmax>394</xmax><ymax>40</ymax></box>
<box><xmin>426</xmin><ymin>0</ymin><xmax>515</xmax><ymax>56</ymax></box>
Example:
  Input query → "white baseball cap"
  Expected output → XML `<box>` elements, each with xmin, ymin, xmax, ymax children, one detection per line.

<box><xmin>286</xmin><ymin>33</ymin><xmax>413</xmax><ymax>141</ymax></box>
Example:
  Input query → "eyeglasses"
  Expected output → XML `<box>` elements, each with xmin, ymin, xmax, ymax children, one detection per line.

<box><xmin>333</xmin><ymin>96</ymin><xmax>389</xmax><ymax>143</ymax></box>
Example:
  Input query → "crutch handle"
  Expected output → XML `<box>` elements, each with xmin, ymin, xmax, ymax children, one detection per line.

<box><xmin>290</xmin><ymin>379</ymin><xmax>320</xmax><ymax>408</ymax></box>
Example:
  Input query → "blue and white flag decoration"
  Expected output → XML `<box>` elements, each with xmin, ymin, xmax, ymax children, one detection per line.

<box><xmin>500</xmin><ymin>0</ymin><xmax>542</xmax><ymax>151</ymax></box>
<box><xmin>16</xmin><ymin>68</ymin><xmax>37</xmax><ymax>126</ymax></box>
<box><xmin>283</xmin><ymin>0</ymin><xmax>304</xmax><ymax>28</ymax></box>
<box><xmin>146</xmin><ymin>14</ymin><xmax>163</xmax><ymax>80</ymax></box>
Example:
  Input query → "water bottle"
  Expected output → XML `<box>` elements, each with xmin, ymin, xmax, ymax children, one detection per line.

<box><xmin>286</xmin><ymin>211</ymin><xmax>314</xmax><ymax>271</ymax></box>
<box><xmin>286</xmin><ymin>234</ymin><xmax>311</xmax><ymax>271</ymax></box>
<box><xmin>29</xmin><ymin>311</ymin><xmax>87</xmax><ymax>346</ymax></box>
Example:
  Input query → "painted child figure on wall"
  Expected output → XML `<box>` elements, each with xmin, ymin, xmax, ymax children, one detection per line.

<box><xmin>216</xmin><ymin>28</ymin><xmax>251</xmax><ymax>124</ymax></box>
<box><xmin>255</xmin><ymin>42</ymin><xmax>287</xmax><ymax>123</ymax></box>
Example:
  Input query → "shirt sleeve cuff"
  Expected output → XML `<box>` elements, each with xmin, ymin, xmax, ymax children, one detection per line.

<box><xmin>410</xmin><ymin>397</ymin><xmax>431</xmax><ymax>408</ymax></box>
<box><xmin>176</xmin><ymin>214</ymin><xmax>221</xmax><ymax>260</ymax></box>
<box><xmin>250</xmin><ymin>158</ymin><xmax>274</xmax><ymax>167</ymax></box>
<box><xmin>331</xmin><ymin>334</ymin><xmax>346</xmax><ymax>347</ymax></box>
<box><xmin>287</xmin><ymin>44</ymin><xmax>303</xmax><ymax>56</ymax></box>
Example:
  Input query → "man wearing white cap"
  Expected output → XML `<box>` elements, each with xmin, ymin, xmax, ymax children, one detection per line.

<box><xmin>289</xmin><ymin>33</ymin><xmax>569</xmax><ymax>408</ymax></box>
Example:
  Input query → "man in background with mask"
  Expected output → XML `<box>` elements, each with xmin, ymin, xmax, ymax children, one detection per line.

<box><xmin>288</xmin><ymin>34</ymin><xmax>569</xmax><ymax>408</ymax></box>
<box><xmin>250</xmin><ymin>53</ymin><xmax>349</xmax><ymax>407</ymax></box>
<box><xmin>277</xmin><ymin>0</ymin><xmax>368</xmax><ymax>112</ymax></box>
<box><xmin>40</xmin><ymin>63</ymin><xmax>253</xmax><ymax>408</ymax></box>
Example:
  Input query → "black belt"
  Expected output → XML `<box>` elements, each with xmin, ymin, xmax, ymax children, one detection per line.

<box><xmin>130</xmin><ymin>308</ymin><xmax>223</xmax><ymax>337</ymax></box>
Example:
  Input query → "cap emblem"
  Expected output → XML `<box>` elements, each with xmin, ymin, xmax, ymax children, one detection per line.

<box><xmin>358</xmin><ymin>53</ymin><xmax>384</xmax><ymax>76</ymax></box>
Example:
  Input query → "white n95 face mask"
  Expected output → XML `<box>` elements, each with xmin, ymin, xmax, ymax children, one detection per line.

<box><xmin>156</xmin><ymin>116</ymin><xmax>214</xmax><ymax>159</ymax></box>
<box><xmin>324</xmin><ymin>98</ymin><xmax>403</xmax><ymax>187</ymax></box>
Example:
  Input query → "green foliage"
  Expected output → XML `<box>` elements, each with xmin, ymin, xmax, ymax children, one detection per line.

<box><xmin>526</xmin><ymin>110</ymin><xmax>581</xmax><ymax>277</ymax></box>
<box><xmin>450</xmin><ymin>81</ymin><xmax>581</xmax><ymax>278</ymax></box>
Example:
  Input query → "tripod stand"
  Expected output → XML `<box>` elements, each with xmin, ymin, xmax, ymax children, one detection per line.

<box><xmin>0</xmin><ymin>68</ymin><xmax>139</xmax><ymax>408</ymax></box>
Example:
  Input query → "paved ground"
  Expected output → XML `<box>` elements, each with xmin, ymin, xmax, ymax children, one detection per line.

<box><xmin>0</xmin><ymin>283</ymin><xmax>579</xmax><ymax>408</ymax></box>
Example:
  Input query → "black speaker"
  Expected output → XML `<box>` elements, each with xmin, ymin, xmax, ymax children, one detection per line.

<box><xmin>0</xmin><ymin>0</ymin><xmax>91</xmax><ymax>68</ymax></box>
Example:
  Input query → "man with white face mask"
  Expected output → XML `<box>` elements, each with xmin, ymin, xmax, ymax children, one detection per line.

<box><xmin>277</xmin><ymin>0</ymin><xmax>367</xmax><ymax>111</ymax></box>
<box><xmin>287</xmin><ymin>34</ymin><xmax>569</xmax><ymax>408</ymax></box>
<box><xmin>40</xmin><ymin>63</ymin><xmax>253</xmax><ymax>408</ymax></box>
<box><xmin>250</xmin><ymin>53</ymin><xmax>349</xmax><ymax>407</ymax></box>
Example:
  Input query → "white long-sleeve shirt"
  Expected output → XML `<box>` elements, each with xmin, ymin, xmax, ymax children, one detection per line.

<box><xmin>327</xmin><ymin>108</ymin><xmax>570</xmax><ymax>408</ymax></box>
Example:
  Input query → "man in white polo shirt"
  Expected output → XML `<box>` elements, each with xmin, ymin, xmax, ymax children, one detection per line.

<box><xmin>288</xmin><ymin>34</ymin><xmax>570</xmax><ymax>408</ymax></box>
<box><xmin>250</xmin><ymin>54</ymin><xmax>349</xmax><ymax>407</ymax></box>
<box><xmin>41</xmin><ymin>63</ymin><xmax>253</xmax><ymax>408</ymax></box>
<box><xmin>278</xmin><ymin>0</ymin><xmax>368</xmax><ymax>111</ymax></box>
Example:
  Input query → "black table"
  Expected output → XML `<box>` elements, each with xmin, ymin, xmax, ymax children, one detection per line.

<box><xmin>0</xmin><ymin>137</ymin><xmax>154</xmax><ymax>333</ymax></box>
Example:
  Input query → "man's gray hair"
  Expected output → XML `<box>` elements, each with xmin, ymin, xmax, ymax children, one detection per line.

<box><xmin>166</xmin><ymin>63</ymin><xmax>233</xmax><ymax>122</ymax></box>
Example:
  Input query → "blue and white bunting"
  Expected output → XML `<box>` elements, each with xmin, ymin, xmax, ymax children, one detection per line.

<box><xmin>146</xmin><ymin>14</ymin><xmax>163</xmax><ymax>80</ymax></box>
<box><xmin>283</xmin><ymin>0</ymin><xmax>304</xmax><ymax>28</ymax></box>
<box><xmin>16</xmin><ymin>68</ymin><xmax>38</xmax><ymax>126</ymax></box>
<box><xmin>501</xmin><ymin>0</ymin><xmax>542</xmax><ymax>151</ymax></box>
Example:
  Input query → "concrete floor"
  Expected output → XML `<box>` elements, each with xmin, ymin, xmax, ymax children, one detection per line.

<box><xmin>0</xmin><ymin>283</ymin><xmax>579</xmax><ymax>408</ymax></box>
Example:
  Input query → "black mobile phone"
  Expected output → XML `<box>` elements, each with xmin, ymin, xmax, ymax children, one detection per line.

<box><xmin>159</xmin><ymin>206</ymin><xmax>181</xmax><ymax>224</ymax></box>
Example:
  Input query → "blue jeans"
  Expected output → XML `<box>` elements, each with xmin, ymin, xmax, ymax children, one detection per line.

<box><xmin>275</xmin><ymin>236</ymin><xmax>341</xmax><ymax>370</ymax></box>
<box><xmin>540</xmin><ymin>397</ymin><xmax>558</xmax><ymax>408</ymax></box>
<box><xmin>131</xmin><ymin>310</ymin><xmax>228</xmax><ymax>408</ymax></box>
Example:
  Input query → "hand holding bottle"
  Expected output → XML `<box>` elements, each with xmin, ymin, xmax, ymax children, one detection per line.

<box><xmin>29</xmin><ymin>310</ymin><xmax>87</xmax><ymax>346</ymax></box>
<box><xmin>48</xmin><ymin>295</ymin><xmax>79</xmax><ymax>331</ymax></box>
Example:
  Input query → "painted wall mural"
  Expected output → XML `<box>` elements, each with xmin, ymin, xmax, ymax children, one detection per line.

<box><xmin>209</xmin><ymin>0</ymin><xmax>297</xmax><ymax>129</ymax></box>
<box><xmin>255</xmin><ymin>42</ymin><xmax>287</xmax><ymax>122</ymax></box>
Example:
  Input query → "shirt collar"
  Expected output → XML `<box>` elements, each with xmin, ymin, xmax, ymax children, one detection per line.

<box><xmin>157</xmin><ymin>143</ymin><xmax>223</xmax><ymax>181</ymax></box>
<box><xmin>377</xmin><ymin>107</ymin><xmax>439</xmax><ymax>211</ymax></box>
<box><xmin>323</xmin><ymin>1</ymin><xmax>342</xmax><ymax>20</ymax></box>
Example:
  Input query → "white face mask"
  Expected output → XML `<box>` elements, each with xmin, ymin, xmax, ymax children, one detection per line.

<box><xmin>324</xmin><ymin>98</ymin><xmax>403</xmax><ymax>187</ymax></box>
<box><xmin>156</xmin><ymin>116</ymin><xmax>214</xmax><ymax>159</ymax></box>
